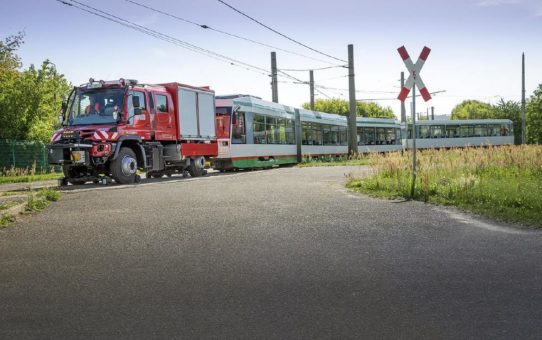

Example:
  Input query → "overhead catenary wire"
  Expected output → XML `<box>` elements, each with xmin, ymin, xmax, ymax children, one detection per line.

<box><xmin>279</xmin><ymin>65</ymin><xmax>347</xmax><ymax>72</ymax></box>
<box><xmin>123</xmin><ymin>0</ymin><xmax>341</xmax><ymax>66</ymax></box>
<box><xmin>358</xmin><ymin>90</ymin><xmax>447</xmax><ymax>101</ymax></box>
<box><xmin>56</xmin><ymin>0</ymin><xmax>271</xmax><ymax>77</ymax></box>
<box><xmin>277</xmin><ymin>70</ymin><xmax>333</xmax><ymax>99</ymax></box>
<box><xmin>216</xmin><ymin>0</ymin><xmax>347</xmax><ymax>63</ymax></box>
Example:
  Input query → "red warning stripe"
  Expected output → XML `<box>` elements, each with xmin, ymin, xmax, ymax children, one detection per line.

<box><xmin>397</xmin><ymin>87</ymin><xmax>410</xmax><ymax>102</ymax></box>
<box><xmin>397</xmin><ymin>46</ymin><xmax>410</xmax><ymax>61</ymax></box>
<box><xmin>419</xmin><ymin>46</ymin><xmax>431</xmax><ymax>61</ymax></box>
<box><xmin>419</xmin><ymin>87</ymin><xmax>432</xmax><ymax>101</ymax></box>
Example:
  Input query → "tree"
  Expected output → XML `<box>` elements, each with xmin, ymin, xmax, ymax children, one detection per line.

<box><xmin>526</xmin><ymin>84</ymin><xmax>542</xmax><ymax>144</ymax></box>
<box><xmin>493</xmin><ymin>99</ymin><xmax>521</xmax><ymax>144</ymax></box>
<box><xmin>0</xmin><ymin>33</ymin><xmax>70</xmax><ymax>143</ymax></box>
<box><xmin>450</xmin><ymin>100</ymin><xmax>496</xmax><ymax>120</ymax></box>
<box><xmin>356</xmin><ymin>101</ymin><xmax>395</xmax><ymax>118</ymax></box>
<box><xmin>302</xmin><ymin>98</ymin><xmax>395</xmax><ymax>118</ymax></box>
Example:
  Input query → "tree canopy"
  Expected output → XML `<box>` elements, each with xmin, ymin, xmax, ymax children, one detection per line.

<box><xmin>526</xmin><ymin>84</ymin><xmax>542</xmax><ymax>144</ymax></box>
<box><xmin>0</xmin><ymin>33</ymin><xmax>70</xmax><ymax>143</ymax></box>
<box><xmin>450</xmin><ymin>100</ymin><xmax>496</xmax><ymax>120</ymax></box>
<box><xmin>302</xmin><ymin>98</ymin><xmax>395</xmax><ymax>118</ymax></box>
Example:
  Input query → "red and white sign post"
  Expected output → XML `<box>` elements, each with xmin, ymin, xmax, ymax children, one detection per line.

<box><xmin>397</xmin><ymin>45</ymin><xmax>432</xmax><ymax>197</ymax></box>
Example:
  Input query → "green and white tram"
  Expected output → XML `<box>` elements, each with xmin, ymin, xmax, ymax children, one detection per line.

<box><xmin>212</xmin><ymin>95</ymin><xmax>514</xmax><ymax>171</ymax></box>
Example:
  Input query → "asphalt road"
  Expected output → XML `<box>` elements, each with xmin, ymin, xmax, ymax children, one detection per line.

<box><xmin>1</xmin><ymin>166</ymin><xmax>541</xmax><ymax>339</ymax></box>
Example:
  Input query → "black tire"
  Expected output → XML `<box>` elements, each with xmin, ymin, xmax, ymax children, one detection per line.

<box><xmin>62</xmin><ymin>165</ymin><xmax>86</xmax><ymax>185</ymax></box>
<box><xmin>188</xmin><ymin>156</ymin><xmax>205</xmax><ymax>177</ymax></box>
<box><xmin>110</xmin><ymin>147</ymin><xmax>138</xmax><ymax>184</ymax></box>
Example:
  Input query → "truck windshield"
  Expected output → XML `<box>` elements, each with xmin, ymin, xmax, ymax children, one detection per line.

<box><xmin>67</xmin><ymin>88</ymin><xmax>125</xmax><ymax>126</ymax></box>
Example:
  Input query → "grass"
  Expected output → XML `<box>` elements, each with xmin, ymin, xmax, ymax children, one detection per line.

<box><xmin>346</xmin><ymin>145</ymin><xmax>542</xmax><ymax>228</ymax></box>
<box><xmin>0</xmin><ymin>187</ymin><xmax>61</xmax><ymax>229</ymax></box>
<box><xmin>299</xmin><ymin>154</ymin><xmax>370</xmax><ymax>167</ymax></box>
<box><xmin>26</xmin><ymin>187</ymin><xmax>61</xmax><ymax>212</ymax></box>
<box><xmin>0</xmin><ymin>165</ymin><xmax>62</xmax><ymax>185</ymax></box>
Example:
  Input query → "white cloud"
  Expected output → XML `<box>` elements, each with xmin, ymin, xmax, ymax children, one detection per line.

<box><xmin>476</xmin><ymin>0</ymin><xmax>520</xmax><ymax>7</ymax></box>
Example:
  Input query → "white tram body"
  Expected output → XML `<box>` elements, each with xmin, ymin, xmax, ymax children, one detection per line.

<box><xmin>212</xmin><ymin>95</ymin><xmax>514</xmax><ymax>170</ymax></box>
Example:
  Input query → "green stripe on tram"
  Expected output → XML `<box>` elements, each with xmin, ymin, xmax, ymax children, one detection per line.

<box><xmin>232</xmin><ymin>156</ymin><xmax>298</xmax><ymax>169</ymax></box>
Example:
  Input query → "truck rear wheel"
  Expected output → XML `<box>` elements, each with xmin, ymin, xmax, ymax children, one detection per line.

<box><xmin>188</xmin><ymin>156</ymin><xmax>205</xmax><ymax>177</ymax></box>
<box><xmin>111</xmin><ymin>147</ymin><xmax>138</xmax><ymax>184</ymax></box>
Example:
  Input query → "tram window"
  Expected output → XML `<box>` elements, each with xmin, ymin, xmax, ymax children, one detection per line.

<box><xmin>488</xmin><ymin>124</ymin><xmax>500</xmax><ymax>136</ymax></box>
<box><xmin>474</xmin><ymin>125</ymin><xmax>485</xmax><ymax>137</ymax></box>
<box><xmin>313</xmin><ymin>123</ymin><xmax>323</xmax><ymax>145</ymax></box>
<box><xmin>395</xmin><ymin>129</ymin><xmax>402</xmax><ymax>144</ymax></box>
<box><xmin>339</xmin><ymin>126</ymin><xmax>347</xmax><ymax>145</ymax></box>
<box><xmin>322</xmin><ymin>125</ymin><xmax>339</xmax><ymax>145</ymax></box>
<box><xmin>407</xmin><ymin>126</ymin><xmax>413</xmax><ymax>139</ymax></box>
<box><xmin>460</xmin><ymin>125</ymin><xmax>474</xmax><ymax>137</ymax></box>
<box><xmin>361</xmin><ymin>127</ymin><xmax>376</xmax><ymax>145</ymax></box>
<box><xmin>431</xmin><ymin>125</ymin><xmax>444</xmax><ymax>138</ymax></box>
<box><xmin>500</xmin><ymin>124</ymin><xmax>510</xmax><ymax>136</ymax></box>
<box><xmin>384</xmin><ymin>128</ymin><xmax>395</xmax><ymax>144</ymax></box>
<box><xmin>419</xmin><ymin>126</ymin><xmax>430</xmax><ymax>139</ymax></box>
<box><xmin>253</xmin><ymin>114</ymin><xmax>266</xmax><ymax>144</ymax></box>
<box><xmin>266</xmin><ymin>117</ymin><xmax>278</xmax><ymax>144</ymax></box>
<box><xmin>323</xmin><ymin>125</ymin><xmax>331</xmax><ymax>145</ymax></box>
<box><xmin>232</xmin><ymin>111</ymin><xmax>246</xmax><ymax>144</ymax></box>
<box><xmin>446</xmin><ymin>125</ymin><xmax>459</xmax><ymax>138</ymax></box>
<box><xmin>302</xmin><ymin>122</ymin><xmax>313</xmax><ymax>145</ymax></box>
<box><xmin>284</xmin><ymin>119</ymin><xmax>295</xmax><ymax>144</ymax></box>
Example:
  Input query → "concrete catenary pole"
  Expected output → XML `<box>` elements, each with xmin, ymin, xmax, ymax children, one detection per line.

<box><xmin>348</xmin><ymin>44</ymin><xmax>358</xmax><ymax>155</ymax></box>
<box><xmin>521</xmin><ymin>52</ymin><xmax>526</xmax><ymax>144</ymax></box>
<box><xmin>400</xmin><ymin>72</ymin><xmax>406</xmax><ymax>123</ymax></box>
<box><xmin>309</xmin><ymin>70</ymin><xmax>315</xmax><ymax>111</ymax></box>
<box><xmin>271</xmin><ymin>52</ymin><xmax>278</xmax><ymax>103</ymax></box>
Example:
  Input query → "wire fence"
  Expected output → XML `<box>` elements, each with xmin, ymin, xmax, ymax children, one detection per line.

<box><xmin>0</xmin><ymin>140</ymin><xmax>58</xmax><ymax>173</ymax></box>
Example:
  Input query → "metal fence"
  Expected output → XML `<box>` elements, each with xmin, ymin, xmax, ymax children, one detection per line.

<box><xmin>0</xmin><ymin>140</ymin><xmax>56</xmax><ymax>173</ymax></box>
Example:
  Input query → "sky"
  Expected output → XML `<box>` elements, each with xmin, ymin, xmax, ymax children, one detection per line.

<box><xmin>2</xmin><ymin>0</ymin><xmax>542</xmax><ymax>118</ymax></box>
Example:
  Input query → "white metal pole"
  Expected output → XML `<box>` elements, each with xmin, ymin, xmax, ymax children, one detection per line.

<box><xmin>410</xmin><ymin>84</ymin><xmax>417</xmax><ymax>198</ymax></box>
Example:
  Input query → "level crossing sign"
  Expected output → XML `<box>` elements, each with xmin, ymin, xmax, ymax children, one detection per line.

<box><xmin>397</xmin><ymin>46</ymin><xmax>432</xmax><ymax>102</ymax></box>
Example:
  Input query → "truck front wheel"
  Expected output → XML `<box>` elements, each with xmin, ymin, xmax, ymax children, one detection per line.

<box><xmin>111</xmin><ymin>147</ymin><xmax>138</xmax><ymax>184</ymax></box>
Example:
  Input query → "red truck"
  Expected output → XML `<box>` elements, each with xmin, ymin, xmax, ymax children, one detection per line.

<box><xmin>48</xmin><ymin>78</ymin><xmax>218</xmax><ymax>184</ymax></box>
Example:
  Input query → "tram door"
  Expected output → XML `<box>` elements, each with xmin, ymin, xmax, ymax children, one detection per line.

<box><xmin>216</xmin><ymin>113</ymin><xmax>231</xmax><ymax>158</ymax></box>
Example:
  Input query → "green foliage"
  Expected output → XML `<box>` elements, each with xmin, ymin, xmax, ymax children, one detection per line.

<box><xmin>26</xmin><ymin>187</ymin><xmax>60</xmax><ymax>212</ymax></box>
<box><xmin>451</xmin><ymin>100</ymin><xmax>496</xmax><ymax>120</ymax></box>
<box><xmin>493</xmin><ymin>99</ymin><xmax>522</xmax><ymax>144</ymax></box>
<box><xmin>302</xmin><ymin>98</ymin><xmax>395</xmax><ymax>118</ymax></box>
<box><xmin>526</xmin><ymin>84</ymin><xmax>542</xmax><ymax>144</ymax></box>
<box><xmin>0</xmin><ymin>33</ymin><xmax>71</xmax><ymax>143</ymax></box>
<box><xmin>347</xmin><ymin>146</ymin><xmax>542</xmax><ymax>227</ymax></box>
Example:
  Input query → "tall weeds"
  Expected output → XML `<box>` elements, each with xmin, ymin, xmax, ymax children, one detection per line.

<box><xmin>348</xmin><ymin>145</ymin><xmax>542</xmax><ymax>227</ymax></box>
